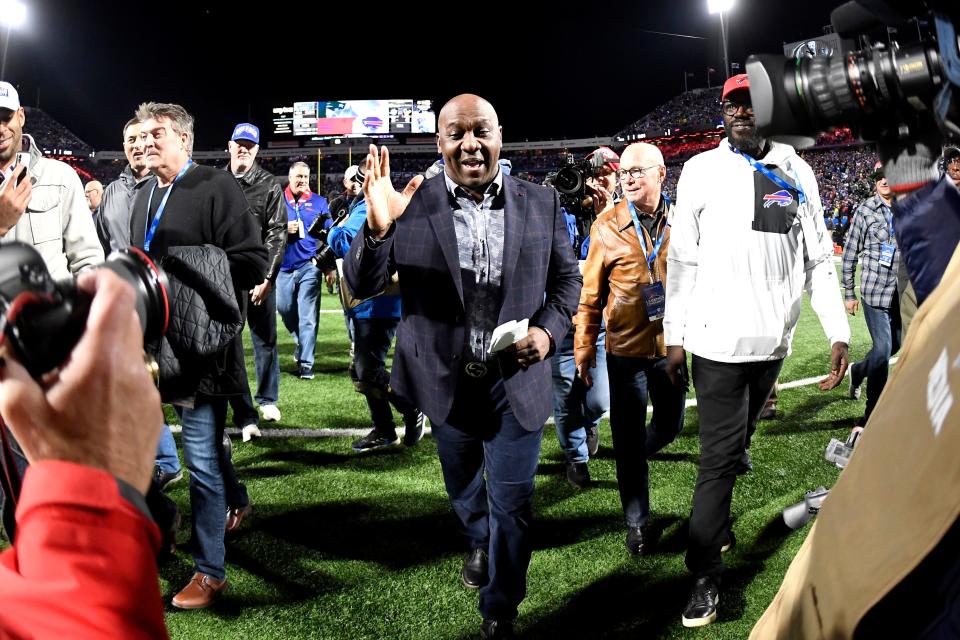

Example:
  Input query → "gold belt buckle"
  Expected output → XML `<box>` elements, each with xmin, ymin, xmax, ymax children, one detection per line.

<box><xmin>464</xmin><ymin>361</ymin><xmax>488</xmax><ymax>378</ymax></box>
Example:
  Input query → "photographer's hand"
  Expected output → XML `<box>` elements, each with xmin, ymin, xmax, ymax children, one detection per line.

<box><xmin>0</xmin><ymin>166</ymin><xmax>31</xmax><ymax>237</ymax></box>
<box><xmin>586</xmin><ymin>181</ymin><xmax>613</xmax><ymax>216</ymax></box>
<box><xmin>363</xmin><ymin>144</ymin><xmax>423</xmax><ymax>240</ymax></box>
<box><xmin>0</xmin><ymin>269</ymin><xmax>163</xmax><ymax>495</ymax></box>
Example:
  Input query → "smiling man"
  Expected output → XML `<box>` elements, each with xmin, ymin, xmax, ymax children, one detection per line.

<box><xmin>344</xmin><ymin>94</ymin><xmax>581</xmax><ymax>640</ymax></box>
<box><xmin>663</xmin><ymin>74</ymin><xmax>850</xmax><ymax>627</ymax></box>
<box><xmin>129</xmin><ymin>102</ymin><xmax>266</xmax><ymax>610</ymax></box>
<box><xmin>96</xmin><ymin>118</ymin><xmax>151</xmax><ymax>253</ymax></box>
<box><xmin>574</xmin><ymin>142</ymin><xmax>685</xmax><ymax>555</ymax></box>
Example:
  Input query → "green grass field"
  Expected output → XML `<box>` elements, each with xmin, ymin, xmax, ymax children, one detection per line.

<box><xmin>160</xmin><ymin>263</ymin><xmax>873</xmax><ymax>639</ymax></box>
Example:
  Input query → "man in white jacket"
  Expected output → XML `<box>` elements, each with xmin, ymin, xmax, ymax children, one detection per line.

<box><xmin>663</xmin><ymin>74</ymin><xmax>851</xmax><ymax>628</ymax></box>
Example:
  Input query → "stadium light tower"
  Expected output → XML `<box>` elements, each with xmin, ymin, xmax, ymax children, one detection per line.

<box><xmin>0</xmin><ymin>0</ymin><xmax>27</xmax><ymax>80</ymax></box>
<box><xmin>707</xmin><ymin>0</ymin><xmax>734</xmax><ymax>79</ymax></box>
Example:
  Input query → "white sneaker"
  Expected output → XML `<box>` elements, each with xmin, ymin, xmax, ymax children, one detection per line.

<box><xmin>260</xmin><ymin>404</ymin><xmax>281</xmax><ymax>422</ymax></box>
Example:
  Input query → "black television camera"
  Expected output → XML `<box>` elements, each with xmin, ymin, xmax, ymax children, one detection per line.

<box><xmin>746</xmin><ymin>0</ymin><xmax>960</xmax><ymax>147</ymax></box>
<box><xmin>548</xmin><ymin>153</ymin><xmax>612</xmax><ymax>212</ymax></box>
<box><xmin>0</xmin><ymin>242</ymin><xmax>169</xmax><ymax>379</ymax></box>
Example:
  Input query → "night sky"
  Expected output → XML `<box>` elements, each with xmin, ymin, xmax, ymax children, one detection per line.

<box><xmin>2</xmin><ymin>0</ymin><xmax>847</xmax><ymax>150</ymax></box>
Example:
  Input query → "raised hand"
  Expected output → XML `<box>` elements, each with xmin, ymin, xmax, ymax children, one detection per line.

<box><xmin>363</xmin><ymin>144</ymin><xmax>424</xmax><ymax>239</ymax></box>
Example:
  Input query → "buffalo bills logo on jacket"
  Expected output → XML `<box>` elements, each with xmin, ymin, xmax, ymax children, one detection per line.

<box><xmin>763</xmin><ymin>190</ymin><xmax>794</xmax><ymax>208</ymax></box>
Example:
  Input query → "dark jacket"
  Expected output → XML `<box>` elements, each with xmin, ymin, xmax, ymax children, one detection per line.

<box><xmin>344</xmin><ymin>173</ymin><xmax>581</xmax><ymax>432</ymax></box>
<box><xmin>225</xmin><ymin>162</ymin><xmax>287</xmax><ymax>282</ymax></box>
<box><xmin>130</xmin><ymin>163</ymin><xmax>267</xmax><ymax>404</ymax></box>
<box><xmin>152</xmin><ymin>245</ymin><xmax>244</xmax><ymax>403</ymax></box>
<box><xmin>95</xmin><ymin>165</ymin><xmax>152</xmax><ymax>254</ymax></box>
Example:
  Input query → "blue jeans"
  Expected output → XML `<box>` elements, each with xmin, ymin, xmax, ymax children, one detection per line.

<box><xmin>853</xmin><ymin>298</ymin><xmax>902</xmax><ymax>422</ymax></box>
<box><xmin>606</xmin><ymin>354</ymin><xmax>686</xmax><ymax>528</ymax></box>
<box><xmin>550</xmin><ymin>328</ymin><xmax>609</xmax><ymax>463</ymax></box>
<box><xmin>432</xmin><ymin>377</ymin><xmax>544</xmax><ymax>622</ymax></box>
<box><xmin>230</xmin><ymin>286</ymin><xmax>281</xmax><ymax>426</ymax></box>
<box><xmin>277</xmin><ymin>262</ymin><xmax>320</xmax><ymax>371</ymax></box>
<box><xmin>176</xmin><ymin>396</ymin><xmax>229</xmax><ymax>582</ymax></box>
<box><xmin>352</xmin><ymin>317</ymin><xmax>415</xmax><ymax>436</ymax></box>
<box><xmin>155</xmin><ymin>424</ymin><xmax>181</xmax><ymax>474</ymax></box>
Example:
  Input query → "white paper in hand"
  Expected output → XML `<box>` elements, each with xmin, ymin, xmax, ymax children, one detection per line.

<box><xmin>489</xmin><ymin>318</ymin><xmax>529</xmax><ymax>353</ymax></box>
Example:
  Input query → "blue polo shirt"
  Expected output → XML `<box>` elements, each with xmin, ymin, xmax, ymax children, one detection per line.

<box><xmin>281</xmin><ymin>186</ymin><xmax>330</xmax><ymax>272</ymax></box>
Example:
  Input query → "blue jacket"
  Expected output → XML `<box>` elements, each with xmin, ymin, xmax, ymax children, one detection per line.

<box><xmin>281</xmin><ymin>187</ymin><xmax>330</xmax><ymax>272</ymax></box>
<box><xmin>329</xmin><ymin>198</ymin><xmax>402</xmax><ymax>319</ymax></box>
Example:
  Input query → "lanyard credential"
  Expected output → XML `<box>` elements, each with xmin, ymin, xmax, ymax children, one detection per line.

<box><xmin>731</xmin><ymin>146</ymin><xmax>806</xmax><ymax>206</ymax></box>
<box><xmin>627</xmin><ymin>199</ymin><xmax>667</xmax><ymax>277</ymax></box>
<box><xmin>144</xmin><ymin>159</ymin><xmax>193</xmax><ymax>251</ymax></box>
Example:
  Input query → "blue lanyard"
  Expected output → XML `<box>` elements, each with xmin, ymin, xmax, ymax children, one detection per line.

<box><xmin>883</xmin><ymin>205</ymin><xmax>894</xmax><ymax>239</ymax></box>
<box><xmin>731</xmin><ymin>146</ymin><xmax>806</xmax><ymax>206</ymax></box>
<box><xmin>144</xmin><ymin>160</ymin><xmax>193</xmax><ymax>251</ymax></box>
<box><xmin>628</xmin><ymin>199</ymin><xmax>667</xmax><ymax>275</ymax></box>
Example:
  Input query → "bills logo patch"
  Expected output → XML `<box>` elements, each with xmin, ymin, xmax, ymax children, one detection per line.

<box><xmin>361</xmin><ymin>116</ymin><xmax>383</xmax><ymax>129</ymax></box>
<box><xmin>763</xmin><ymin>190</ymin><xmax>793</xmax><ymax>208</ymax></box>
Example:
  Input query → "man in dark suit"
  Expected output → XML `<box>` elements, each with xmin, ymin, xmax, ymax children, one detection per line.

<box><xmin>344</xmin><ymin>94</ymin><xmax>581</xmax><ymax>640</ymax></box>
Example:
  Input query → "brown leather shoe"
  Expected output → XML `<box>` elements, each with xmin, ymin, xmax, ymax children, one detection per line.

<box><xmin>171</xmin><ymin>572</ymin><xmax>227</xmax><ymax>609</ymax></box>
<box><xmin>225</xmin><ymin>504</ymin><xmax>252</xmax><ymax>534</ymax></box>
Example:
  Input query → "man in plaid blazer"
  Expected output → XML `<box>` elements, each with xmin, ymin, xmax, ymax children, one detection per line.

<box><xmin>344</xmin><ymin>94</ymin><xmax>581</xmax><ymax>640</ymax></box>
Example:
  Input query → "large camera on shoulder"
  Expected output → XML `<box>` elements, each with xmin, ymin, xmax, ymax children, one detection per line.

<box><xmin>547</xmin><ymin>153</ymin><xmax>611</xmax><ymax>211</ymax></box>
<box><xmin>746</xmin><ymin>0</ymin><xmax>960</xmax><ymax>146</ymax></box>
<box><xmin>0</xmin><ymin>242</ymin><xmax>169</xmax><ymax>379</ymax></box>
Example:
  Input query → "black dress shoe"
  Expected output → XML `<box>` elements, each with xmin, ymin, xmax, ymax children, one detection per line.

<box><xmin>479</xmin><ymin>619</ymin><xmax>514</xmax><ymax>639</ymax></box>
<box><xmin>625</xmin><ymin>526</ymin><xmax>646</xmax><ymax>555</ymax></box>
<box><xmin>736</xmin><ymin>449</ymin><xmax>753</xmax><ymax>475</ymax></box>
<box><xmin>565</xmin><ymin>461</ymin><xmax>591</xmax><ymax>489</ymax></box>
<box><xmin>461</xmin><ymin>547</ymin><xmax>488</xmax><ymax>589</ymax></box>
<box><xmin>681</xmin><ymin>576</ymin><xmax>720</xmax><ymax>627</ymax></box>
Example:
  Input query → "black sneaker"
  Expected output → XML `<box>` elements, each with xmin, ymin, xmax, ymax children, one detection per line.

<box><xmin>721</xmin><ymin>528</ymin><xmax>736</xmax><ymax>553</ymax></box>
<box><xmin>351</xmin><ymin>428</ymin><xmax>399</xmax><ymax>452</ymax></box>
<box><xmin>479</xmin><ymin>619</ymin><xmax>514</xmax><ymax>639</ymax></box>
<box><xmin>586</xmin><ymin>425</ymin><xmax>600</xmax><ymax>456</ymax></box>
<box><xmin>402</xmin><ymin>410</ymin><xmax>425</xmax><ymax>446</ymax></box>
<box><xmin>461</xmin><ymin>547</ymin><xmax>489</xmax><ymax>589</ymax></box>
<box><xmin>153</xmin><ymin>465</ymin><xmax>184</xmax><ymax>492</ymax></box>
<box><xmin>299</xmin><ymin>367</ymin><xmax>315</xmax><ymax>380</ymax></box>
<box><xmin>682</xmin><ymin>576</ymin><xmax>720</xmax><ymax>627</ymax></box>
<box><xmin>566</xmin><ymin>462</ymin><xmax>591</xmax><ymax>489</ymax></box>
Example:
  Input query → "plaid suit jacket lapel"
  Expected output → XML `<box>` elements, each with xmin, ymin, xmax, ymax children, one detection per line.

<box><xmin>423</xmin><ymin>176</ymin><xmax>465</xmax><ymax>307</ymax></box>
<box><xmin>500</xmin><ymin>175</ymin><xmax>527</xmax><ymax>306</ymax></box>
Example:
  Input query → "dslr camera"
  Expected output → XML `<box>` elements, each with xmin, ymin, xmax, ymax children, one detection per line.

<box><xmin>0</xmin><ymin>242</ymin><xmax>169</xmax><ymax>379</ymax></box>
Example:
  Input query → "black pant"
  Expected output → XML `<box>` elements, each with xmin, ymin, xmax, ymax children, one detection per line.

<box><xmin>685</xmin><ymin>355</ymin><xmax>782</xmax><ymax>580</ymax></box>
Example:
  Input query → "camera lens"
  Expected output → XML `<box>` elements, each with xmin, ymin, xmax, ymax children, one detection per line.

<box><xmin>554</xmin><ymin>166</ymin><xmax>584</xmax><ymax>197</ymax></box>
<box><xmin>103</xmin><ymin>247</ymin><xmax>170</xmax><ymax>344</ymax></box>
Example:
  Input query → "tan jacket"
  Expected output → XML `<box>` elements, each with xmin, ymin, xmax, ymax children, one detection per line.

<box><xmin>751</xmin><ymin>243</ymin><xmax>960</xmax><ymax>639</ymax></box>
<box><xmin>574</xmin><ymin>197</ymin><xmax>671</xmax><ymax>368</ymax></box>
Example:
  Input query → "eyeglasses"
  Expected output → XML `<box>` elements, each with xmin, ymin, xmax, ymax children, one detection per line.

<box><xmin>616</xmin><ymin>165</ymin><xmax>661</xmax><ymax>181</ymax></box>
<box><xmin>721</xmin><ymin>101</ymin><xmax>754</xmax><ymax>117</ymax></box>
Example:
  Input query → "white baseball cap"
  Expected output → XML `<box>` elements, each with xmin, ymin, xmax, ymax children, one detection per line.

<box><xmin>0</xmin><ymin>82</ymin><xmax>20</xmax><ymax>111</ymax></box>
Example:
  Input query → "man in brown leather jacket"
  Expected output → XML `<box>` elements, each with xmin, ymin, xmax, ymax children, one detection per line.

<box><xmin>574</xmin><ymin>142</ymin><xmax>686</xmax><ymax>556</ymax></box>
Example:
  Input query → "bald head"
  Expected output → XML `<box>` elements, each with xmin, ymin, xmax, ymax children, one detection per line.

<box><xmin>438</xmin><ymin>94</ymin><xmax>499</xmax><ymax>129</ymax></box>
<box><xmin>620</xmin><ymin>143</ymin><xmax>664</xmax><ymax>168</ymax></box>
<box><xmin>436</xmin><ymin>94</ymin><xmax>503</xmax><ymax>197</ymax></box>
<box><xmin>84</xmin><ymin>180</ymin><xmax>104</xmax><ymax>212</ymax></box>
<box><xmin>619</xmin><ymin>143</ymin><xmax>666</xmax><ymax>212</ymax></box>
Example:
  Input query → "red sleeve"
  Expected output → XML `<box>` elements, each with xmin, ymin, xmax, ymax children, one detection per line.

<box><xmin>0</xmin><ymin>461</ymin><xmax>167</xmax><ymax>640</ymax></box>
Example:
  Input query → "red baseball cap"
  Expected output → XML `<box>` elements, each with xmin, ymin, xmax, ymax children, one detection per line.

<box><xmin>586</xmin><ymin>146</ymin><xmax>620</xmax><ymax>171</ymax></box>
<box><xmin>721</xmin><ymin>73</ymin><xmax>750</xmax><ymax>101</ymax></box>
